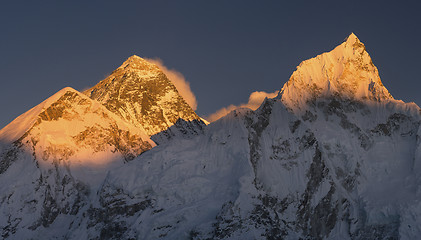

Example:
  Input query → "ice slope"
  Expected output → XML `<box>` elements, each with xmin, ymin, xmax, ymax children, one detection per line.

<box><xmin>0</xmin><ymin>87</ymin><xmax>77</xmax><ymax>147</ymax></box>
<box><xmin>68</xmin><ymin>109</ymin><xmax>252</xmax><ymax>239</ymax></box>
<box><xmin>93</xmin><ymin>92</ymin><xmax>421</xmax><ymax>239</ymax></box>
<box><xmin>84</xmin><ymin>55</ymin><xmax>203</xmax><ymax>136</ymax></box>
<box><xmin>151</xmin><ymin>118</ymin><xmax>207</xmax><ymax>145</ymax></box>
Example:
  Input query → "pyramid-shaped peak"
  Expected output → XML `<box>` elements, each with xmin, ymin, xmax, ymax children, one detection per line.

<box><xmin>124</xmin><ymin>55</ymin><xmax>148</xmax><ymax>63</ymax></box>
<box><xmin>342</xmin><ymin>32</ymin><xmax>366</xmax><ymax>52</ymax></box>
<box><xmin>127</xmin><ymin>55</ymin><xmax>142</xmax><ymax>60</ymax></box>
<box><xmin>345</xmin><ymin>32</ymin><xmax>360</xmax><ymax>44</ymax></box>
<box><xmin>279</xmin><ymin>34</ymin><xmax>392</xmax><ymax>113</ymax></box>
<box><xmin>119</xmin><ymin>55</ymin><xmax>160</xmax><ymax>72</ymax></box>
<box><xmin>84</xmin><ymin>55</ymin><xmax>201</xmax><ymax>136</ymax></box>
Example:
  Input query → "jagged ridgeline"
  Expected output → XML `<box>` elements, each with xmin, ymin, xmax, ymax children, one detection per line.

<box><xmin>83</xmin><ymin>55</ymin><xmax>203</xmax><ymax>136</ymax></box>
<box><xmin>1</xmin><ymin>34</ymin><xmax>421</xmax><ymax>239</ymax></box>
<box><xmin>0</xmin><ymin>87</ymin><xmax>154</xmax><ymax>165</ymax></box>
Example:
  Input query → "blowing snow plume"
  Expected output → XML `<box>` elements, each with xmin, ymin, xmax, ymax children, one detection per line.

<box><xmin>146</xmin><ymin>58</ymin><xmax>198</xmax><ymax>111</ymax></box>
<box><xmin>207</xmin><ymin>91</ymin><xmax>278</xmax><ymax>122</ymax></box>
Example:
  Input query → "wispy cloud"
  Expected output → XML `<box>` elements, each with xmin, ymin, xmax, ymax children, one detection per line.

<box><xmin>206</xmin><ymin>90</ymin><xmax>278</xmax><ymax>122</ymax></box>
<box><xmin>146</xmin><ymin>58</ymin><xmax>198</xmax><ymax>111</ymax></box>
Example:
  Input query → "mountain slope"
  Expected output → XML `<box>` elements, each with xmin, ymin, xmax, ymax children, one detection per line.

<box><xmin>0</xmin><ymin>87</ymin><xmax>154</xmax><ymax>239</ymax></box>
<box><xmin>280</xmin><ymin>33</ymin><xmax>393</xmax><ymax>114</ymax></box>
<box><xmin>83</xmin><ymin>34</ymin><xmax>421</xmax><ymax>239</ymax></box>
<box><xmin>2</xmin><ymin>34</ymin><xmax>421</xmax><ymax>239</ymax></box>
<box><xmin>97</xmin><ymin>94</ymin><xmax>421</xmax><ymax>239</ymax></box>
<box><xmin>0</xmin><ymin>87</ymin><xmax>154</xmax><ymax>164</ymax></box>
<box><xmin>84</xmin><ymin>55</ymin><xmax>203</xmax><ymax>136</ymax></box>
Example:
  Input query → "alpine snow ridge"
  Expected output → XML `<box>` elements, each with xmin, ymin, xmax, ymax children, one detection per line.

<box><xmin>2</xmin><ymin>33</ymin><xmax>421</xmax><ymax>239</ymax></box>
<box><xmin>0</xmin><ymin>87</ymin><xmax>154</xmax><ymax>164</ymax></box>
<box><xmin>84</xmin><ymin>55</ymin><xmax>203</xmax><ymax>136</ymax></box>
<box><xmin>280</xmin><ymin>33</ymin><xmax>393</xmax><ymax>114</ymax></box>
<box><xmin>0</xmin><ymin>87</ymin><xmax>155</xmax><ymax>239</ymax></box>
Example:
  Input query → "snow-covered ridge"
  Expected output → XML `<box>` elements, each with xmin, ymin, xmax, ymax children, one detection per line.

<box><xmin>280</xmin><ymin>33</ymin><xmax>393</xmax><ymax>114</ymax></box>
<box><xmin>0</xmin><ymin>87</ymin><xmax>80</xmax><ymax>144</ymax></box>
<box><xmin>0</xmin><ymin>86</ymin><xmax>155</xmax><ymax>160</ymax></box>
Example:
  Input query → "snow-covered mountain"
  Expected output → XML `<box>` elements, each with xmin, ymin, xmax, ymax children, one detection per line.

<box><xmin>281</xmin><ymin>33</ymin><xmax>393</xmax><ymax>113</ymax></box>
<box><xmin>1</xmin><ymin>33</ymin><xmax>421</xmax><ymax>239</ymax></box>
<box><xmin>84</xmin><ymin>55</ymin><xmax>203</xmax><ymax>136</ymax></box>
<box><xmin>0</xmin><ymin>87</ymin><xmax>154</xmax><ymax>161</ymax></box>
<box><xmin>0</xmin><ymin>87</ymin><xmax>155</xmax><ymax>239</ymax></box>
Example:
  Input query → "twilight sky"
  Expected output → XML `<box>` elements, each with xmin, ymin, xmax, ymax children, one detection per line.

<box><xmin>1</xmin><ymin>1</ymin><xmax>421</xmax><ymax>128</ymax></box>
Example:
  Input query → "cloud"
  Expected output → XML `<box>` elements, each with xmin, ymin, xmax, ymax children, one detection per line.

<box><xmin>246</xmin><ymin>91</ymin><xmax>279</xmax><ymax>109</ymax></box>
<box><xmin>206</xmin><ymin>91</ymin><xmax>278</xmax><ymax>122</ymax></box>
<box><xmin>206</xmin><ymin>104</ymin><xmax>239</xmax><ymax>123</ymax></box>
<box><xmin>146</xmin><ymin>58</ymin><xmax>198</xmax><ymax>110</ymax></box>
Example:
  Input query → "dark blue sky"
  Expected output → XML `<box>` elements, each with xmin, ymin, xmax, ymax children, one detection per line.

<box><xmin>1</xmin><ymin>1</ymin><xmax>421</xmax><ymax>128</ymax></box>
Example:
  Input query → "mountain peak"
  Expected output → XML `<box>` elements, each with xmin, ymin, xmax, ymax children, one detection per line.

<box><xmin>280</xmin><ymin>34</ymin><xmax>393</xmax><ymax>113</ymax></box>
<box><xmin>0</xmin><ymin>87</ymin><xmax>81</xmax><ymax>144</ymax></box>
<box><xmin>84</xmin><ymin>56</ymin><xmax>201</xmax><ymax>136</ymax></box>
<box><xmin>345</xmin><ymin>32</ymin><xmax>359</xmax><ymax>44</ymax></box>
<box><xmin>118</xmin><ymin>55</ymin><xmax>160</xmax><ymax>72</ymax></box>
<box><xmin>127</xmin><ymin>55</ymin><xmax>142</xmax><ymax>60</ymax></box>
<box><xmin>60</xmin><ymin>86</ymin><xmax>77</xmax><ymax>92</ymax></box>
<box><xmin>1</xmin><ymin>86</ymin><xmax>154</xmax><ymax>164</ymax></box>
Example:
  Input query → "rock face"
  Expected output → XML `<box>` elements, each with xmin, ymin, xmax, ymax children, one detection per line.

<box><xmin>84</xmin><ymin>55</ymin><xmax>202</xmax><ymax>136</ymax></box>
<box><xmin>2</xmin><ymin>34</ymin><xmax>421</xmax><ymax>239</ymax></box>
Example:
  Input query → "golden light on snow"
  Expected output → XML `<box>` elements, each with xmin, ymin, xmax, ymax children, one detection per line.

<box><xmin>207</xmin><ymin>90</ymin><xmax>278</xmax><ymax>122</ymax></box>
